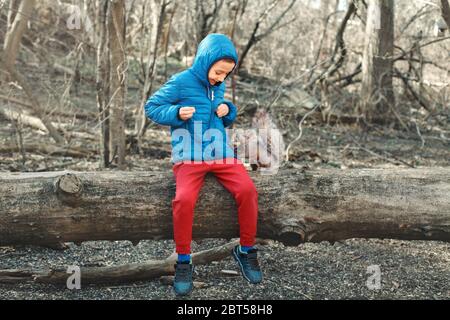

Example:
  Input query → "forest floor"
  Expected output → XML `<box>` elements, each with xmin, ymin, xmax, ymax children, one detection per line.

<box><xmin>0</xmin><ymin>238</ymin><xmax>449</xmax><ymax>300</ymax></box>
<box><xmin>0</xmin><ymin>53</ymin><xmax>449</xmax><ymax>300</ymax></box>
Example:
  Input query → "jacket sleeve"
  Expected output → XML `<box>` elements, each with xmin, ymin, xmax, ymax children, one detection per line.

<box><xmin>144</xmin><ymin>75</ymin><xmax>185</xmax><ymax>127</ymax></box>
<box><xmin>216</xmin><ymin>84</ymin><xmax>238</xmax><ymax>128</ymax></box>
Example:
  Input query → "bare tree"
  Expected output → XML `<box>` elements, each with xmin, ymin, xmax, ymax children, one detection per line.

<box><xmin>96</xmin><ymin>0</ymin><xmax>111</xmax><ymax>168</ymax></box>
<box><xmin>441</xmin><ymin>0</ymin><xmax>450</xmax><ymax>29</ymax></box>
<box><xmin>2</xmin><ymin>0</ymin><xmax>65</xmax><ymax>144</ymax></box>
<box><xmin>237</xmin><ymin>0</ymin><xmax>297</xmax><ymax>73</ymax></box>
<box><xmin>360</xmin><ymin>0</ymin><xmax>395</xmax><ymax>123</ymax></box>
<box><xmin>94</xmin><ymin>0</ymin><xmax>127</xmax><ymax>168</ymax></box>
<box><xmin>3</xmin><ymin>0</ymin><xmax>33</xmax><ymax>68</ymax></box>
<box><xmin>135</xmin><ymin>0</ymin><xmax>170</xmax><ymax>145</ymax></box>
<box><xmin>194</xmin><ymin>0</ymin><xmax>225</xmax><ymax>43</ymax></box>
<box><xmin>306</xmin><ymin>0</ymin><xmax>353</xmax><ymax>85</ymax></box>
<box><xmin>225</xmin><ymin>0</ymin><xmax>240</xmax><ymax>41</ymax></box>
<box><xmin>163</xmin><ymin>4</ymin><xmax>178</xmax><ymax>81</ymax></box>
<box><xmin>6</xmin><ymin>0</ymin><xmax>20</xmax><ymax>32</ymax></box>
<box><xmin>108</xmin><ymin>0</ymin><xmax>127</xmax><ymax>168</ymax></box>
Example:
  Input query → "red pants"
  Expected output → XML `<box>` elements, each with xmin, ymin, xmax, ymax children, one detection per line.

<box><xmin>172</xmin><ymin>157</ymin><xmax>258</xmax><ymax>254</ymax></box>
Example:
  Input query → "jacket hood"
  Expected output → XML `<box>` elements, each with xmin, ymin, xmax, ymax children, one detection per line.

<box><xmin>190</xmin><ymin>33</ymin><xmax>239</xmax><ymax>87</ymax></box>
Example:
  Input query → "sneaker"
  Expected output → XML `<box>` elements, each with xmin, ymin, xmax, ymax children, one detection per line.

<box><xmin>173</xmin><ymin>260</ymin><xmax>194</xmax><ymax>296</ymax></box>
<box><xmin>232</xmin><ymin>245</ymin><xmax>263</xmax><ymax>284</ymax></box>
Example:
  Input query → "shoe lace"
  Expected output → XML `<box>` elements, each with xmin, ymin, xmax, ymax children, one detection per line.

<box><xmin>175</xmin><ymin>263</ymin><xmax>192</xmax><ymax>281</ymax></box>
<box><xmin>246</xmin><ymin>251</ymin><xmax>261</xmax><ymax>271</ymax></box>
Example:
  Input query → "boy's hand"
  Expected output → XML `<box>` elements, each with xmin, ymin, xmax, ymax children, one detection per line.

<box><xmin>179</xmin><ymin>106</ymin><xmax>195</xmax><ymax>121</ymax></box>
<box><xmin>216</xmin><ymin>103</ymin><xmax>229</xmax><ymax>118</ymax></box>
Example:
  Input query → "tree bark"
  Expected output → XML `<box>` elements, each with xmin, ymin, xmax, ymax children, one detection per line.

<box><xmin>108</xmin><ymin>0</ymin><xmax>127</xmax><ymax>169</ymax></box>
<box><xmin>0</xmin><ymin>167</ymin><xmax>449</xmax><ymax>247</ymax></box>
<box><xmin>3</xmin><ymin>0</ymin><xmax>34</xmax><ymax>67</ymax></box>
<box><xmin>135</xmin><ymin>0</ymin><xmax>168</xmax><ymax>143</ymax></box>
<box><xmin>441</xmin><ymin>0</ymin><xmax>450</xmax><ymax>30</ymax></box>
<box><xmin>95</xmin><ymin>0</ymin><xmax>111</xmax><ymax>168</ymax></box>
<box><xmin>6</xmin><ymin>0</ymin><xmax>20</xmax><ymax>35</ymax></box>
<box><xmin>360</xmin><ymin>0</ymin><xmax>396</xmax><ymax>123</ymax></box>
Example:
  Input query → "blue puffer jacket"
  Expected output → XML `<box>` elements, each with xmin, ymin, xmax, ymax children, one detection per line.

<box><xmin>144</xmin><ymin>33</ymin><xmax>239</xmax><ymax>164</ymax></box>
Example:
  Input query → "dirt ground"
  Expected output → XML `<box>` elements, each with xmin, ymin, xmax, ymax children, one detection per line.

<box><xmin>0</xmin><ymin>238</ymin><xmax>449</xmax><ymax>300</ymax></box>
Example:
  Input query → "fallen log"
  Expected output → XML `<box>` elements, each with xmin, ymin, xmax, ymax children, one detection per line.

<box><xmin>0</xmin><ymin>142</ymin><xmax>94</xmax><ymax>158</ymax></box>
<box><xmin>0</xmin><ymin>106</ymin><xmax>97</xmax><ymax>141</ymax></box>
<box><xmin>0</xmin><ymin>94</ymin><xmax>97</xmax><ymax>121</ymax></box>
<box><xmin>0</xmin><ymin>106</ymin><xmax>48</xmax><ymax>132</ymax></box>
<box><xmin>0</xmin><ymin>239</ymin><xmax>262</xmax><ymax>285</ymax></box>
<box><xmin>0</xmin><ymin>167</ymin><xmax>449</xmax><ymax>247</ymax></box>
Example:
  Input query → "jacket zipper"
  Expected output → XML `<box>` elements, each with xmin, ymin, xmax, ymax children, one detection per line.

<box><xmin>208</xmin><ymin>85</ymin><xmax>215</xmax><ymax>127</ymax></box>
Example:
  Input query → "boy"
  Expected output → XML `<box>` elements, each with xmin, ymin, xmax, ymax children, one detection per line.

<box><xmin>144</xmin><ymin>33</ymin><xmax>262</xmax><ymax>296</ymax></box>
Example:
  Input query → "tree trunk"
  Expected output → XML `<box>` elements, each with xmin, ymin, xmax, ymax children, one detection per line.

<box><xmin>3</xmin><ymin>0</ymin><xmax>34</xmax><ymax>67</ymax></box>
<box><xmin>108</xmin><ymin>0</ymin><xmax>127</xmax><ymax>169</ymax></box>
<box><xmin>441</xmin><ymin>0</ymin><xmax>450</xmax><ymax>30</ymax></box>
<box><xmin>135</xmin><ymin>0</ymin><xmax>168</xmax><ymax>144</ymax></box>
<box><xmin>0</xmin><ymin>167</ymin><xmax>449</xmax><ymax>247</ymax></box>
<box><xmin>1</xmin><ymin>0</ymin><xmax>65</xmax><ymax>144</ymax></box>
<box><xmin>95</xmin><ymin>0</ymin><xmax>111</xmax><ymax>168</ymax></box>
<box><xmin>6</xmin><ymin>0</ymin><xmax>20</xmax><ymax>33</ymax></box>
<box><xmin>360</xmin><ymin>0</ymin><xmax>396</xmax><ymax>123</ymax></box>
<box><xmin>163</xmin><ymin>4</ymin><xmax>177</xmax><ymax>81</ymax></box>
